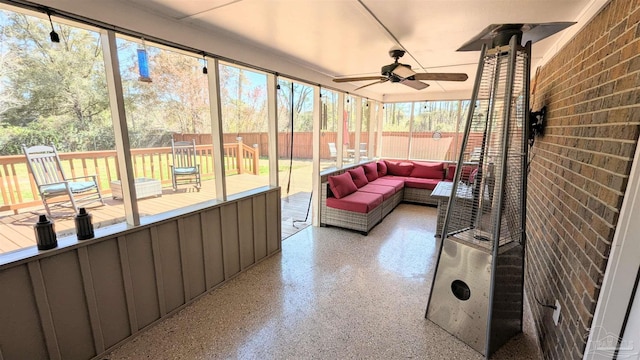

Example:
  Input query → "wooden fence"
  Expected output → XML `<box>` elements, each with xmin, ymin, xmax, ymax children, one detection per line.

<box><xmin>175</xmin><ymin>131</ymin><xmax>483</xmax><ymax>160</ymax></box>
<box><xmin>0</xmin><ymin>141</ymin><xmax>259</xmax><ymax>214</ymax></box>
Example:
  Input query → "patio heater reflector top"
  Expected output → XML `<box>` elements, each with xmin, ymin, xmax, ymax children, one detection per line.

<box><xmin>457</xmin><ymin>22</ymin><xmax>576</xmax><ymax>51</ymax></box>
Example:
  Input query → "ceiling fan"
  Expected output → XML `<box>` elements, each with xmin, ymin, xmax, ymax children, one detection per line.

<box><xmin>332</xmin><ymin>46</ymin><xmax>469</xmax><ymax>90</ymax></box>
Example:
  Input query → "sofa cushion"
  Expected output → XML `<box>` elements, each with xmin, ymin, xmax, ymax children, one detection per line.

<box><xmin>370</xmin><ymin>177</ymin><xmax>405</xmax><ymax>192</ymax></box>
<box><xmin>358</xmin><ymin>183</ymin><xmax>396</xmax><ymax>200</ymax></box>
<box><xmin>446</xmin><ymin>164</ymin><xmax>476</xmax><ymax>182</ymax></box>
<box><xmin>362</xmin><ymin>162</ymin><xmax>379</xmax><ymax>182</ymax></box>
<box><xmin>385</xmin><ymin>160</ymin><xmax>414</xmax><ymax>176</ymax></box>
<box><xmin>469</xmin><ymin>168</ymin><xmax>479</xmax><ymax>184</ymax></box>
<box><xmin>404</xmin><ymin>178</ymin><xmax>441</xmax><ymax>190</ymax></box>
<box><xmin>326</xmin><ymin>191</ymin><xmax>383</xmax><ymax>213</ymax></box>
<box><xmin>348</xmin><ymin>166</ymin><xmax>369</xmax><ymax>188</ymax></box>
<box><xmin>328</xmin><ymin>172</ymin><xmax>358</xmax><ymax>199</ymax></box>
<box><xmin>410</xmin><ymin>162</ymin><xmax>444</xmax><ymax>180</ymax></box>
<box><xmin>377</xmin><ymin>161</ymin><xmax>388</xmax><ymax>177</ymax></box>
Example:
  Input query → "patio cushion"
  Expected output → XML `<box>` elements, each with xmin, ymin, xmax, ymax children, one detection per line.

<box><xmin>328</xmin><ymin>172</ymin><xmax>358</xmax><ymax>199</ymax></box>
<box><xmin>410</xmin><ymin>162</ymin><xmax>444</xmax><ymax>180</ymax></box>
<box><xmin>174</xmin><ymin>167</ymin><xmax>198</xmax><ymax>175</ymax></box>
<box><xmin>446</xmin><ymin>164</ymin><xmax>476</xmax><ymax>182</ymax></box>
<box><xmin>370</xmin><ymin>177</ymin><xmax>405</xmax><ymax>192</ymax></box>
<box><xmin>404</xmin><ymin>178</ymin><xmax>441</xmax><ymax>190</ymax></box>
<box><xmin>385</xmin><ymin>161</ymin><xmax>414</xmax><ymax>176</ymax></box>
<box><xmin>358</xmin><ymin>183</ymin><xmax>396</xmax><ymax>200</ymax></box>
<box><xmin>41</xmin><ymin>181</ymin><xmax>96</xmax><ymax>195</ymax></box>
<box><xmin>326</xmin><ymin>191</ymin><xmax>383</xmax><ymax>213</ymax></box>
<box><xmin>377</xmin><ymin>161</ymin><xmax>388</xmax><ymax>177</ymax></box>
<box><xmin>348</xmin><ymin>166</ymin><xmax>369</xmax><ymax>188</ymax></box>
<box><xmin>469</xmin><ymin>168</ymin><xmax>479</xmax><ymax>184</ymax></box>
<box><xmin>362</xmin><ymin>162</ymin><xmax>378</xmax><ymax>182</ymax></box>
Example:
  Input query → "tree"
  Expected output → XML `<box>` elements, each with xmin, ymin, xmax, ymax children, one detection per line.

<box><xmin>0</xmin><ymin>12</ymin><xmax>113</xmax><ymax>153</ymax></box>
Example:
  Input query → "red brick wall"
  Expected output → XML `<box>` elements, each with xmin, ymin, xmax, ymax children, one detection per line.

<box><xmin>526</xmin><ymin>0</ymin><xmax>640</xmax><ymax>358</ymax></box>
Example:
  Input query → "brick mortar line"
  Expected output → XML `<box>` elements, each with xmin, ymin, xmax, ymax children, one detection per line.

<box><xmin>537</xmin><ymin>137</ymin><xmax>637</xmax><ymax>165</ymax></box>
<box><xmin>530</xmin><ymin>151</ymin><xmax>624</xmax><ymax>221</ymax></box>
<box><xmin>535</xmin><ymin>140</ymin><xmax>634</xmax><ymax>170</ymax></box>
<box><xmin>549</xmin><ymin>60</ymin><xmax>640</xmax><ymax>102</ymax></box>
<box><xmin>528</xmin><ymin>164</ymin><xmax>615</xmax><ymax>266</ymax></box>
<box><xmin>540</xmin><ymin>133</ymin><xmax>638</xmax><ymax>145</ymax></box>
<box><xmin>524</xmin><ymin>231</ymin><xmax>567</xmax><ymax>314</ymax></box>
<box><xmin>545</xmin><ymin>122</ymin><xmax>640</xmax><ymax>131</ymax></box>
<box><xmin>538</xmin><ymin>179</ymin><xmax>608</xmax><ymax>296</ymax></box>
<box><xmin>527</xmin><ymin>191</ymin><xmax>578</xmax><ymax>291</ymax></box>
<box><xmin>538</xmin><ymin>33</ymin><xmax>640</xmax><ymax>97</ymax></box>
<box><xmin>532</xmin><ymin>144</ymin><xmax>631</xmax><ymax>192</ymax></box>
<box><xmin>546</xmin><ymin>98</ymin><xmax>640</xmax><ymax>117</ymax></box>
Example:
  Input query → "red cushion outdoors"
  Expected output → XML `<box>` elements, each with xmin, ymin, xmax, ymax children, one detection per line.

<box><xmin>326</xmin><ymin>191</ymin><xmax>383</xmax><ymax>213</ymax></box>
<box><xmin>348</xmin><ymin>166</ymin><xmax>369</xmax><ymax>188</ymax></box>
<box><xmin>328</xmin><ymin>172</ymin><xmax>358</xmax><ymax>199</ymax></box>
<box><xmin>404</xmin><ymin>178</ymin><xmax>441</xmax><ymax>190</ymax></box>
<box><xmin>385</xmin><ymin>160</ymin><xmax>414</xmax><ymax>176</ymax></box>
<box><xmin>447</xmin><ymin>165</ymin><xmax>476</xmax><ymax>181</ymax></box>
<box><xmin>445</xmin><ymin>164</ymin><xmax>456</xmax><ymax>180</ymax></box>
<box><xmin>362</xmin><ymin>162</ymin><xmax>379</xmax><ymax>182</ymax></box>
<box><xmin>410</xmin><ymin>162</ymin><xmax>444</xmax><ymax>179</ymax></box>
<box><xmin>370</xmin><ymin>177</ymin><xmax>405</xmax><ymax>192</ymax></box>
<box><xmin>358</xmin><ymin>183</ymin><xmax>396</xmax><ymax>200</ymax></box>
<box><xmin>377</xmin><ymin>161</ymin><xmax>388</xmax><ymax>177</ymax></box>
<box><xmin>469</xmin><ymin>168</ymin><xmax>479</xmax><ymax>184</ymax></box>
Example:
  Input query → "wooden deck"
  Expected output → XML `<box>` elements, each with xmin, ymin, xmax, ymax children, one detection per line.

<box><xmin>0</xmin><ymin>162</ymin><xmax>315</xmax><ymax>255</ymax></box>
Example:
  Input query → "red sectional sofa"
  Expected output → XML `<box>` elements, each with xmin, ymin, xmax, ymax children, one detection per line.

<box><xmin>320</xmin><ymin>160</ymin><xmax>453</xmax><ymax>235</ymax></box>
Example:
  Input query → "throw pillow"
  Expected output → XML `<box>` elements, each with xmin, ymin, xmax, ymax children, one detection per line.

<box><xmin>410</xmin><ymin>162</ymin><xmax>444</xmax><ymax>179</ymax></box>
<box><xmin>362</xmin><ymin>162</ymin><xmax>378</xmax><ymax>182</ymax></box>
<box><xmin>469</xmin><ymin>168</ymin><xmax>479</xmax><ymax>185</ymax></box>
<box><xmin>377</xmin><ymin>161</ymin><xmax>388</xmax><ymax>177</ymax></box>
<box><xmin>348</xmin><ymin>166</ymin><xmax>369</xmax><ymax>188</ymax></box>
<box><xmin>446</xmin><ymin>165</ymin><xmax>476</xmax><ymax>182</ymax></box>
<box><xmin>446</xmin><ymin>164</ymin><xmax>456</xmax><ymax>180</ymax></box>
<box><xmin>385</xmin><ymin>160</ymin><xmax>414</xmax><ymax>176</ymax></box>
<box><xmin>328</xmin><ymin>172</ymin><xmax>358</xmax><ymax>199</ymax></box>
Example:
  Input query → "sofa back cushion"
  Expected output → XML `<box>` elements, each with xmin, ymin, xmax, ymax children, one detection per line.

<box><xmin>362</xmin><ymin>162</ymin><xmax>379</xmax><ymax>182</ymax></box>
<box><xmin>377</xmin><ymin>161</ymin><xmax>388</xmax><ymax>177</ymax></box>
<box><xmin>385</xmin><ymin>160</ymin><xmax>414</xmax><ymax>176</ymax></box>
<box><xmin>446</xmin><ymin>164</ymin><xmax>476</xmax><ymax>182</ymax></box>
<box><xmin>410</xmin><ymin>162</ymin><xmax>444</xmax><ymax>179</ymax></box>
<box><xmin>328</xmin><ymin>172</ymin><xmax>358</xmax><ymax>199</ymax></box>
<box><xmin>348</xmin><ymin>166</ymin><xmax>369</xmax><ymax>188</ymax></box>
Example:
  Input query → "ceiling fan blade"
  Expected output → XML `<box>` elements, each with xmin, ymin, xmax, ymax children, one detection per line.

<box><xmin>333</xmin><ymin>76</ymin><xmax>386</xmax><ymax>83</ymax></box>
<box><xmin>354</xmin><ymin>78</ymin><xmax>389</xmax><ymax>90</ymax></box>
<box><xmin>413</xmin><ymin>73</ymin><xmax>469</xmax><ymax>82</ymax></box>
<box><xmin>400</xmin><ymin>79</ymin><xmax>429</xmax><ymax>90</ymax></box>
<box><xmin>392</xmin><ymin>64</ymin><xmax>416</xmax><ymax>79</ymax></box>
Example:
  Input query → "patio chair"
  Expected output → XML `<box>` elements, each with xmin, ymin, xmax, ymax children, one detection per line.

<box><xmin>171</xmin><ymin>139</ymin><xmax>201</xmax><ymax>191</ymax></box>
<box><xmin>359</xmin><ymin>142</ymin><xmax>368</xmax><ymax>159</ymax></box>
<box><xmin>328</xmin><ymin>142</ymin><xmax>337</xmax><ymax>160</ymax></box>
<box><xmin>22</xmin><ymin>144</ymin><xmax>105</xmax><ymax>216</ymax></box>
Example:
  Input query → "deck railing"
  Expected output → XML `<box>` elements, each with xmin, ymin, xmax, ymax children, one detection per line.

<box><xmin>0</xmin><ymin>141</ymin><xmax>259</xmax><ymax>213</ymax></box>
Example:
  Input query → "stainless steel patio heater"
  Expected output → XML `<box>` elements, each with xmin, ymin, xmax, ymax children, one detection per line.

<box><xmin>425</xmin><ymin>23</ymin><xmax>573</xmax><ymax>358</ymax></box>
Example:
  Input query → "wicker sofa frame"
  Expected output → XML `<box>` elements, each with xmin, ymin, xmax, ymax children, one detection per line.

<box><xmin>320</xmin><ymin>161</ymin><xmax>449</xmax><ymax>234</ymax></box>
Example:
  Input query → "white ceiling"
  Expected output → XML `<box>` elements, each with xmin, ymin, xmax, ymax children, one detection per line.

<box><xmin>32</xmin><ymin>0</ymin><xmax>606</xmax><ymax>101</ymax></box>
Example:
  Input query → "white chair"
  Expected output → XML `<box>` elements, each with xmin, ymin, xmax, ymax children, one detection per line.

<box><xmin>328</xmin><ymin>142</ymin><xmax>337</xmax><ymax>161</ymax></box>
<box><xmin>171</xmin><ymin>139</ymin><xmax>201</xmax><ymax>191</ymax></box>
<box><xmin>22</xmin><ymin>144</ymin><xmax>104</xmax><ymax>216</ymax></box>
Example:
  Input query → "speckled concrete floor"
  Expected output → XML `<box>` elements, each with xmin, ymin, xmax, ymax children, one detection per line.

<box><xmin>104</xmin><ymin>203</ymin><xmax>541</xmax><ymax>360</ymax></box>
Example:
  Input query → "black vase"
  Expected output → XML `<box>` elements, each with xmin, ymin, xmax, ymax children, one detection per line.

<box><xmin>75</xmin><ymin>208</ymin><xmax>95</xmax><ymax>240</ymax></box>
<box><xmin>34</xmin><ymin>215</ymin><xmax>57</xmax><ymax>250</ymax></box>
